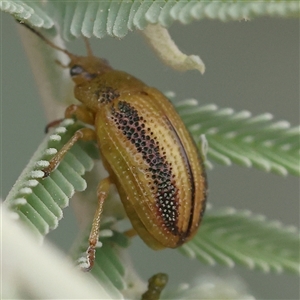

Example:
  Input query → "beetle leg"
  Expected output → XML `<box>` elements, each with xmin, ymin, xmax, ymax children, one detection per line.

<box><xmin>45</xmin><ymin>105</ymin><xmax>95</xmax><ymax>133</ymax></box>
<box><xmin>84</xmin><ymin>177</ymin><xmax>112</xmax><ymax>271</ymax></box>
<box><xmin>42</xmin><ymin>128</ymin><xmax>97</xmax><ymax>177</ymax></box>
<box><xmin>64</xmin><ymin>104</ymin><xmax>95</xmax><ymax>125</ymax></box>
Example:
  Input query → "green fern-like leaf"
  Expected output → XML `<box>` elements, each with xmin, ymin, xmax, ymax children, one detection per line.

<box><xmin>4</xmin><ymin>119</ymin><xmax>99</xmax><ymax>241</ymax></box>
<box><xmin>176</xmin><ymin>99</ymin><xmax>300</xmax><ymax>176</ymax></box>
<box><xmin>1</xmin><ymin>1</ymin><xmax>299</xmax><ymax>39</ymax></box>
<box><xmin>0</xmin><ymin>0</ymin><xmax>54</xmax><ymax>28</ymax></box>
<box><xmin>4</xmin><ymin>128</ymin><xmax>128</xmax><ymax>298</ymax></box>
<box><xmin>179</xmin><ymin>207</ymin><xmax>300</xmax><ymax>274</ymax></box>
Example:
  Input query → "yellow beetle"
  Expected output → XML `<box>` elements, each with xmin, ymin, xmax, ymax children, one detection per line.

<box><xmin>24</xmin><ymin>24</ymin><xmax>207</xmax><ymax>271</ymax></box>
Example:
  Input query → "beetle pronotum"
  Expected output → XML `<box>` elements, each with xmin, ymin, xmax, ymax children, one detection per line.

<box><xmin>22</xmin><ymin>24</ymin><xmax>207</xmax><ymax>271</ymax></box>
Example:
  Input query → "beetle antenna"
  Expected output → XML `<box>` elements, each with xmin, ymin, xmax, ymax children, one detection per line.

<box><xmin>83</xmin><ymin>37</ymin><xmax>94</xmax><ymax>57</ymax></box>
<box><xmin>20</xmin><ymin>22</ymin><xmax>75</xmax><ymax>58</ymax></box>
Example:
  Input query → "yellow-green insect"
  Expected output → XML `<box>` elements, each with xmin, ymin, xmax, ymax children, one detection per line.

<box><xmin>24</xmin><ymin>25</ymin><xmax>207</xmax><ymax>271</ymax></box>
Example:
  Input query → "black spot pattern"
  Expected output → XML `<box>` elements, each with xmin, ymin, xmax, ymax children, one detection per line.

<box><xmin>111</xmin><ymin>101</ymin><xmax>179</xmax><ymax>234</ymax></box>
<box><xmin>96</xmin><ymin>87</ymin><xmax>120</xmax><ymax>104</ymax></box>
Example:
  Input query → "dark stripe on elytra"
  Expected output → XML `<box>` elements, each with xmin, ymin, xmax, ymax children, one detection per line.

<box><xmin>111</xmin><ymin>100</ymin><xmax>180</xmax><ymax>235</ymax></box>
<box><xmin>164</xmin><ymin>116</ymin><xmax>196</xmax><ymax>244</ymax></box>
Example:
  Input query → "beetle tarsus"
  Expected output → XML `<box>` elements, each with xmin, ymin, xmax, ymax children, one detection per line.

<box><xmin>42</xmin><ymin>169</ymin><xmax>50</xmax><ymax>178</ymax></box>
<box><xmin>82</xmin><ymin>246</ymin><xmax>95</xmax><ymax>272</ymax></box>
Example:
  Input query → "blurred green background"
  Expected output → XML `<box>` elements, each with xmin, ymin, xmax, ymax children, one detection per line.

<box><xmin>2</xmin><ymin>12</ymin><xmax>299</xmax><ymax>299</ymax></box>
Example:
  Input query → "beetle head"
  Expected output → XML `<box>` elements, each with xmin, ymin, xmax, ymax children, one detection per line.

<box><xmin>68</xmin><ymin>54</ymin><xmax>112</xmax><ymax>85</ymax></box>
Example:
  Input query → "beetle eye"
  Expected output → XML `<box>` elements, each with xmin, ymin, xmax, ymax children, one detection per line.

<box><xmin>70</xmin><ymin>65</ymin><xmax>84</xmax><ymax>76</ymax></box>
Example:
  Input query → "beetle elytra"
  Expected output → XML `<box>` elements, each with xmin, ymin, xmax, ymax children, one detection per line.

<box><xmin>23</xmin><ymin>24</ymin><xmax>207</xmax><ymax>271</ymax></box>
